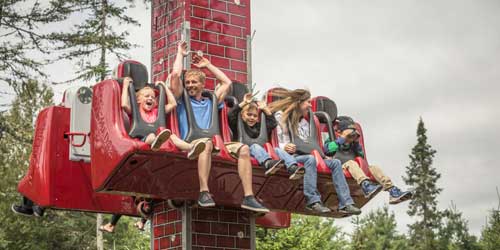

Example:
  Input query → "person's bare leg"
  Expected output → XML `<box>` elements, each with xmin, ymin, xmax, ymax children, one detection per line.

<box><xmin>170</xmin><ymin>134</ymin><xmax>192</xmax><ymax>151</ymax></box>
<box><xmin>198</xmin><ymin>140</ymin><xmax>213</xmax><ymax>192</ymax></box>
<box><xmin>237</xmin><ymin>145</ymin><xmax>254</xmax><ymax>196</ymax></box>
<box><xmin>144</xmin><ymin>133</ymin><xmax>156</xmax><ymax>145</ymax></box>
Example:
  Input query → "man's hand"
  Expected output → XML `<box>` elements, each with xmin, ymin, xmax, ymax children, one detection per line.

<box><xmin>192</xmin><ymin>54</ymin><xmax>210</xmax><ymax>68</ymax></box>
<box><xmin>284</xmin><ymin>143</ymin><xmax>297</xmax><ymax>154</ymax></box>
<box><xmin>177</xmin><ymin>40</ymin><xmax>188</xmax><ymax>57</ymax></box>
<box><xmin>155</xmin><ymin>80</ymin><xmax>164</xmax><ymax>86</ymax></box>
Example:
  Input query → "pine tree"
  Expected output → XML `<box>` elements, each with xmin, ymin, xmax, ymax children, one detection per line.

<box><xmin>403</xmin><ymin>118</ymin><xmax>441</xmax><ymax>250</ymax></box>
<box><xmin>479</xmin><ymin>190</ymin><xmax>500</xmax><ymax>250</ymax></box>
<box><xmin>349</xmin><ymin>207</ymin><xmax>407</xmax><ymax>250</ymax></box>
<box><xmin>437</xmin><ymin>202</ymin><xmax>480</xmax><ymax>250</ymax></box>
<box><xmin>52</xmin><ymin>0</ymin><xmax>143</xmax><ymax>82</ymax></box>
<box><xmin>256</xmin><ymin>215</ymin><xmax>348</xmax><ymax>250</ymax></box>
<box><xmin>0</xmin><ymin>0</ymin><xmax>78</xmax><ymax>86</ymax></box>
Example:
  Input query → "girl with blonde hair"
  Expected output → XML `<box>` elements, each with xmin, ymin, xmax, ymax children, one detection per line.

<box><xmin>269</xmin><ymin>88</ymin><xmax>361</xmax><ymax>215</ymax></box>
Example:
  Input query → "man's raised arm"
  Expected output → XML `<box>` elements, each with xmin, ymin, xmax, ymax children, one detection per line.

<box><xmin>192</xmin><ymin>54</ymin><xmax>232</xmax><ymax>104</ymax></box>
<box><xmin>170</xmin><ymin>41</ymin><xmax>188</xmax><ymax>99</ymax></box>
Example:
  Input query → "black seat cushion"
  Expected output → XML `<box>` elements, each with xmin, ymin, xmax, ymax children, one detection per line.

<box><xmin>121</xmin><ymin>61</ymin><xmax>149</xmax><ymax>91</ymax></box>
<box><xmin>228</xmin><ymin>81</ymin><xmax>250</xmax><ymax>102</ymax></box>
<box><xmin>314</xmin><ymin>97</ymin><xmax>338</xmax><ymax>122</ymax></box>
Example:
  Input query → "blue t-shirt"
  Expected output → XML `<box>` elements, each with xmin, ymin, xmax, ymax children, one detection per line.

<box><xmin>177</xmin><ymin>95</ymin><xmax>224</xmax><ymax>140</ymax></box>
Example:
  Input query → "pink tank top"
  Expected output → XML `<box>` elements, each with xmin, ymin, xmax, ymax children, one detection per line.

<box><xmin>140</xmin><ymin>107</ymin><xmax>158</xmax><ymax>123</ymax></box>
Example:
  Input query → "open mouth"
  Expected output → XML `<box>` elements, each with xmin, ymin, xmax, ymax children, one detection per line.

<box><xmin>145</xmin><ymin>100</ymin><xmax>154</xmax><ymax>109</ymax></box>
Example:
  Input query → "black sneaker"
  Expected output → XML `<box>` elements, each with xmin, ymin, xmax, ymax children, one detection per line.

<box><xmin>264</xmin><ymin>159</ymin><xmax>283</xmax><ymax>176</ymax></box>
<box><xmin>11</xmin><ymin>204</ymin><xmax>33</xmax><ymax>216</ymax></box>
<box><xmin>198</xmin><ymin>191</ymin><xmax>216</xmax><ymax>207</ymax></box>
<box><xmin>339</xmin><ymin>204</ymin><xmax>361</xmax><ymax>215</ymax></box>
<box><xmin>287</xmin><ymin>164</ymin><xmax>305</xmax><ymax>180</ymax></box>
<box><xmin>305</xmin><ymin>202</ymin><xmax>331</xmax><ymax>213</ymax></box>
<box><xmin>32</xmin><ymin>205</ymin><xmax>45</xmax><ymax>217</ymax></box>
<box><xmin>241</xmin><ymin>196</ymin><xmax>270</xmax><ymax>213</ymax></box>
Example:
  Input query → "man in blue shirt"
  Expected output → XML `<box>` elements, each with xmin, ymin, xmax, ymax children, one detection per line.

<box><xmin>170</xmin><ymin>41</ymin><xmax>268</xmax><ymax>213</ymax></box>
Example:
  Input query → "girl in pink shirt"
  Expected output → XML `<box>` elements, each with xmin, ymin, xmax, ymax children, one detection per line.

<box><xmin>121</xmin><ymin>76</ymin><xmax>206</xmax><ymax>159</ymax></box>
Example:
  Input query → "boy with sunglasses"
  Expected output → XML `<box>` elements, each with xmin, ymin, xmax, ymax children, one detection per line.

<box><xmin>324</xmin><ymin>117</ymin><xmax>413</xmax><ymax>205</ymax></box>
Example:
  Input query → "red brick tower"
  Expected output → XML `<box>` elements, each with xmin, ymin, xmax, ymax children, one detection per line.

<box><xmin>150</xmin><ymin>1</ymin><xmax>254</xmax><ymax>249</ymax></box>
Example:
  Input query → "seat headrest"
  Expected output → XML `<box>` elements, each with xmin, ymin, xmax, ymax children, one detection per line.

<box><xmin>117</xmin><ymin>61</ymin><xmax>149</xmax><ymax>91</ymax></box>
<box><xmin>229</xmin><ymin>81</ymin><xmax>250</xmax><ymax>102</ymax></box>
<box><xmin>313</xmin><ymin>97</ymin><xmax>338</xmax><ymax>122</ymax></box>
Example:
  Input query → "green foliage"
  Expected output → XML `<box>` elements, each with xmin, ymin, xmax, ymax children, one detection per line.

<box><xmin>256</xmin><ymin>214</ymin><xmax>348</xmax><ymax>250</ymax></box>
<box><xmin>479</xmin><ymin>206</ymin><xmax>500</xmax><ymax>250</ymax></box>
<box><xmin>349</xmin><ymin>207</ymin><xmax>407</xmax><ymax>250</ymax></box>
<box><xmin>404</xmin><ymin>118</ymin><xmax>442</xmax><ymax>250</ymax></box>
<box><xmin>437</xmin><ymin>203</ymin><xmax>480</xmax><ymax>250</ymax></box>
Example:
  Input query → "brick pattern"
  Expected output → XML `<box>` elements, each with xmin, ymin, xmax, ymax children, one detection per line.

<box><xmin>191</xmin><ymin>207</ymin><xmax>252</xmax><ymax>249</ymax></box>
<box><xmin>152</xmin><ymin>0</ymin><xmax>251</xmax><ymax>90</ymax></box>
<box><xmin>152</xmin><ymin>201</ymin><xmax>253</xmax><ymax>250</ymax></box>
<box><xmin>152</xmin><ymin>203</ymin><xmax>183</xmax><ymax>250</ymax></box>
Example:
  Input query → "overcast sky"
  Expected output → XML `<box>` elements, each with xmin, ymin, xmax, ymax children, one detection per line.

<box><xmin>6</xmin><ymin>0</ymin><xmax>500</xmax><ymax>236</ymax></box>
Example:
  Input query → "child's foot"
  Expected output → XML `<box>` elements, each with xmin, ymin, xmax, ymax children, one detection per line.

<box><xmin>264</xmin><ymin>159</ymin><xmax>283</xmax><ymax>176</ymax></box>
<box><xmin>151</xmin><ymin>129</ymin><xmax>171</xmax><ymax>151</ymax></box>
<box><xmin>134</xmin><ymin>220</ymin><xmax>145</xmax><ymax>231</ymax></box>
<box><xmin>11</xmin><ymin>204</ymin><xmax>33</xmax><ymax>216</ymax></box>
<box><xmin>187</xmin><ymin>140</ymin><xmax>206</xmax><ymax>160</ymax></box>
<box><xmin>287</xmin><ymin>164</ymin><xmax>305</xmax><ymax>180</ymax></box>
<box><xmin>99</xmin><ymin>223</ymin><xmax>115</xmax><ymax>233</ymax></box>
<box><xmin>388</xmin><ymin>186</ymin><xmax>413</xmax><ymax>205</ymax></box>
<box><xmin>361</xmin><ymin>180</ymin><xmax>382</xmax><ymax>198</ymax></box>
<box><xmin>198</xmin><ymin>191</ymin><xmax>216</xmax><ymax>207</ymax></box>
<box><xmin>241</xmin><ymin>196</ymin><xmax>270</xmax><ymax>213</ymax></box>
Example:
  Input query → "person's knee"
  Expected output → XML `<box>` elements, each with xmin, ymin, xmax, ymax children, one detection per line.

<box><xmin>145</xmin><ymin>133</ymin><xmax>155</xmax><ymax>144</ymax></box>
<box><xmin>344</xmin><ymin>160</ymin><xmax>359</xmax><ymax>169</ymax></box>
<box><xmin>304</xmin><ymin>156</ymin><xmax>317</xmax><ymax>169</ymax></box>
<box><xmin>239</xmin><ymin>145</ymin><xmax>250</xmax><ymax>158</ymax></box>
<box><xmin>328</xmin><ymin>159</ymin><xmax>342</xmax><ymax>170</ymax></box>
<box><xmin>204</xmin><ymin>140</ymin><xmax>213</xmax><ymax>152</ymax></box>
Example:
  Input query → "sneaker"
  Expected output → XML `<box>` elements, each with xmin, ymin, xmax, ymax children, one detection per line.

<box><xmin>305</xmin><ymin>202</ymin><xmax>331</xmax><ymax>213</ymax></box>
<box><xmin>198</xmin><ymin>191</ymin><xmax>216</xmax><ymax>207</ymax></box>
<box><xmin>389</xmin><ymin>186</ymin><xmax>413</xmax><ymax>205</ymax></box>
<box><xmin>264</xmin><ymin>159</ymin><xmax>283</xmax><ymax>176</ymax></box>
<box><xmin>187</xmin><ymin>140</ymin><xmax>206</xmax><ymax>160</ymax></box>
<box><xmin>361</xmin><ymin>180</ymin><xmax>382</xmax><ymax>198</ymax></box>
<box><xmin>32</xmin><ymin>205</ymin><xmax>45</xmax><ymax>217</ymax></box>
<box><xmin>241</xmin><ymin>196</ymin><xmax>270</xmax><ymax>213</ymax></box>
<box><xmin>288</xmin><ymin>164</ymin><xmax>305</xmax><ymax>180</ymax></box>
<box><xmin>11</xmin><ymin>204</ymin><xmax>33</xmax><ymax>216</ymax></box>
<box><xmin>151</xmin><ymin>129</ymin><xmax>171</xmax><ymax>151</ymax></box>
<box><xmin>338</xmin><ymin>204</ymin><xmax>362</xmax><ymax>215</ymax></box>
